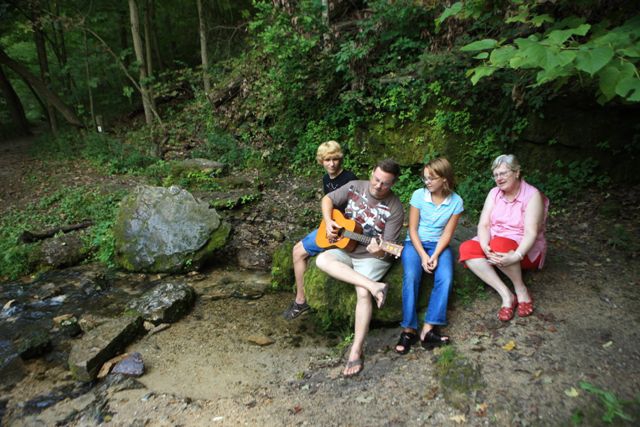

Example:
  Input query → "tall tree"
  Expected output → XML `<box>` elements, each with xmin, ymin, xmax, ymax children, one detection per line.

<box><xmin>128</xmin><ymin>0</ymin><xmax>153</xmax><ymax>124</ymax></box>
<box><xmin>31</xmin><ymin>1</ymin><xmax>58</xmax><ymax>132</ymax></box>
<box><xmin>0</xmin><ymin>64</ymin><xmax>30</xmax><ymax>135</ymax></box>
<box><xmin>196</xmin><ymin>0</ymin><xmax>211</xmax><ymax>95</ymax></box>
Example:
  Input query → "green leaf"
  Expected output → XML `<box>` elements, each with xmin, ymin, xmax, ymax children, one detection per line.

<box><xmin>531</xmin><ymin>14</ymin><xmax>554</xmax><ymax>27</ymax></box>
<box><xmin>598</xmin><ymin>65</ymin><xmax>621</xmax><ymax>101</ymax></box>
<box><xmin>436</xmin><ymin>2</ymin><xmax>463</xmax><ymax>25</ymax></box>
<box><xmin>468</xmin><ymin>66</ymin><xmax>497</xmax><ymax>85</ymax></box>
<box><xmin>461</xmin><ymin>39</ymin><xmax>498</xmax><ymax>52</ymax></box>
<box><xmin>598</xmin><ymin>62</ymin><xmax>635</xmax><ymax>101</ymax></box>
<box><xmin>615</xmin><ymin>76</ymin><xmax>640</xmax><ymax>101</ymax></box>
<box><xmin>576</xmin><ymin>47</ymin><xmax>615</xmax><ymax>75</ymax></box>
<box><xmin>510</xmin><ymin>44</ymin><xmax>546</xmax><ymax>69</ymax></box>
<box><xmin>536</xmin><ymin>65</ymin><xmax>572</xmax><ymax>85</ymax></box>
<box><xmin>545</xmin><ymin>24</ymin><xmax>591</xmax><ymax>45</ymax></box>
<box><xmin>505</xmin><ymin>10</ymin><xmax>529</xmax><ymax>25</ymax></box>
<box><xmin>490</xmin><ymin>45</ymin><xmax>516</xmax><ymax>67</ymax></box>
<box><xmin>543</xmin><ymin>48</ymin><xmax>576</xmax><ymax>71</ymax></box>
<box><xmin>473</xmin><ymin>52</ymin><xmax>489</xmax><ymax>59</ymax></box>
<box><xmin>617</xmin><ymin>46</ymin><xmax>640</xmax><ymax>58</ymax></box>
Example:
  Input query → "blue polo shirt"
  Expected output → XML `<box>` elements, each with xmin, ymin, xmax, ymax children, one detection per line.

<box><xmin>406</xmin><ymin>188</ymin><xmax>464</xmax><ymax>243</ymax></box>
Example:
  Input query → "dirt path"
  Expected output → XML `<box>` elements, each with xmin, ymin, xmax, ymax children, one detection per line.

<box><xmin>1</xmin><ymin>137</ymin><xmax>640</xmax><ymax>426</ymax></box>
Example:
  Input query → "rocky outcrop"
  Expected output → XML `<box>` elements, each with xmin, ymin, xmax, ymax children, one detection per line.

<box><xmin>113</xmin><ymin>185</ymin><xmax>231</xmax><ymax>273</ymax></box>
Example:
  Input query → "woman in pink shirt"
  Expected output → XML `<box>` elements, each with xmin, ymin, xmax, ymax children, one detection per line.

<box><xmin>459</xmin><ymin>154</ymin><xmax>548</xmax><ymax>321</ymax></box>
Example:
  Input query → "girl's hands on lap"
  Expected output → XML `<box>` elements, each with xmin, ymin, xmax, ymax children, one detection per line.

<box><xmin>426</xmin><ymin>255</ymin><xmax>438</xmax><ymax>273</ymax></box>
<box><xmin>421</xmin><ymin>254</ymin><xmax>431</xmax><ymax>273</ymax></box>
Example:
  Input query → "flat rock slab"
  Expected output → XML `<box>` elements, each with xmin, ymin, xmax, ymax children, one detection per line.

<box><xmin>68</xmin><ymin>316</ymin><xmax>144</xmax><ymax>382</ymax></box>
<box><xmin>0</xmin><ymin>339</ymin><xmax>25</xmax><ymax>387</ymax></box>
<box><xmin>126</xmin><ymin>280</ymin><xmax>196</xmax><ymax>324</ymax></box>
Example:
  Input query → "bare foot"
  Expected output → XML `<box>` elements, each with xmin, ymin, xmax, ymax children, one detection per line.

<box><xmin>373</xmin><ymin>283</ymin><xmax>388</xmax><ymax>309</ymax></box>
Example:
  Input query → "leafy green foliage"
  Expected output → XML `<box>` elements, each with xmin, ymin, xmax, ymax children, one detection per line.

<box><xmin>454</xmin><ymin>4</ymin><xmax>640</xmax><ymax>103</ymax></box>
<box><xmin>32</xmin><ymin>130</ymin><xmax>158</xmax><ymax>174</ymax></box>
<box><xmin>578</xmin><ymin>381</ymin><xmax>634</xmax><ymax>423</ymax></box>
<box><xmin>528</xmin><ymin>158</ymin><xmax>604</xmax><ymax>202</ymax></box>
<box><xmin>0</xmin><ymin>186</ymin><xmax>125</xmax><ymax>279</ymax></box>
<box><xmin>191</xmin><ymin>128</ymin><xmax>252</xmax><ymax>169</ymax></box>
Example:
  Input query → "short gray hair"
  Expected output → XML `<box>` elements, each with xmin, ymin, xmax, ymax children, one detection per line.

<box><xmin>491</xmin><ymin>154</ymin><xmax>521</xmax><ymax>173</ymax></box>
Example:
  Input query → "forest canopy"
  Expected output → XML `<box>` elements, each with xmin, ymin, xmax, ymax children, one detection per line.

<box><xmin>0</xmin><ymin>0</ymin><xmax>638</xmax><ymax>191</ymax></box>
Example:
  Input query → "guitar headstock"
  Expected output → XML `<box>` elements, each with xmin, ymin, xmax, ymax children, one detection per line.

<box><xmin>380</xmin><ymin>241</ymin><xmax>403</xmax><ymax>258</ymax></box>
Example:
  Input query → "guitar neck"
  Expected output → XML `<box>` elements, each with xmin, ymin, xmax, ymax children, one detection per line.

<box><xmin>342</xmin><ymin>230</ymin><xmax>372</xmax><ymax>246</ymax></box>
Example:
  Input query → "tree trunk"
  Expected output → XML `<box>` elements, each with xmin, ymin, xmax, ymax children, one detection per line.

<box><xmin>143</xmin><ymin>0</ymin><xmax>157</xmax><ymax>111</ymax></box>
<box><xmin>0</xmin><ymin>47</ymin><xmax>83</xmax><ymax>128</ymax></box>
<box><xmin>33</xmin><ymin>13</ymin><xmax>58</xmax><ymax>133</ymax></box>
<box><xmin>144</xmin><ymin>0</ymin><xmax>153</xmax><ymax>78</ymax></box>
<box><xmin>196</xmin><ymin>0</ymin><xmax>211</xmax><ymax>95</ymax></box>
<box><xmin>83</xmin><ymin>31</ymin><xmax>96</xmax><ymax>130</ymax></box>
<box><xmin>50</xmin><ymin>0</ymin><xmax>72</xmax><ymax>93</ymax></box>
<box><xmin>0</xmin><ymin>65</ymin><xmax>30</xmax><ymax>135</ymax></box>
<box><xmin>128</xmin><ymin>0</ymin><xmax>154</xmax><ymax>124</ymax></box>
<box><xmin>148</xmin><ymin>0</ymin><xmax>164</xmax><ymax>71</ymax></box>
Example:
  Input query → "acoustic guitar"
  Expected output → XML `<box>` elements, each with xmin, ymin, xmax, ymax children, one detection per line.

<box><xmin>315</xmin><ymin>209</ymin><xmax>403</xmax><ymax>258</ymax></box>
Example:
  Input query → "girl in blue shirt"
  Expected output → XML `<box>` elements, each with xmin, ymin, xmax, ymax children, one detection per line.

<box><xmin>395</xmin><ymin>157</ymin><xmax>464</xmax><ymax>354</ymax></box>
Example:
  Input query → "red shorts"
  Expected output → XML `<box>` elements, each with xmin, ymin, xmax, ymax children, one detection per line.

<box><xmin>459</xmin><ymin>236</ymin><xmax>541</xmax><ymax>270</ymax></box>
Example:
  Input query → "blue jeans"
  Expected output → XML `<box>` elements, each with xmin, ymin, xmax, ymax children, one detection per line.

<box><xmin>400</xmin><ymin>240</ymin><xmax>454</xmax><ymax>329</ymax></box>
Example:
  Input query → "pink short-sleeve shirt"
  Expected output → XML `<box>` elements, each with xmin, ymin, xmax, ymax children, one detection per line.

<box><xmin>487</xmin><ymin>180</ymin><xmax>549</xmax><ymax>268</ymax></box>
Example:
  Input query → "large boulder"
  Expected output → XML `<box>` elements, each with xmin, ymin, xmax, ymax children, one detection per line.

<box><xmin>113</xmin><ymin>185</ymin><xmax>231</xmax><ymax>273</ymax></box>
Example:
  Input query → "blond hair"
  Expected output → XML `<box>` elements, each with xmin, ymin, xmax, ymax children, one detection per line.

<box><xmin>316</xmin><ymin>140</ymin><xmax>344</xmax><ymax>164</ymax></box>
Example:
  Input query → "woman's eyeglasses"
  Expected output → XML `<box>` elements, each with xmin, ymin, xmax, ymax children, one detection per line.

<box><xmin>492</xmin><ymin>170</ymin><xmax>512</xmax><ymax>180</ymax></box>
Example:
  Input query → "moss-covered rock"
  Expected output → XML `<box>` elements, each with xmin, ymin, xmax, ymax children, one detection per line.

<box><xmin>303</xmin><ymin>259</ymin><xmax>409</xmax><ymax>329</ymax></box>
<box><xmin>272</xmin><ymin>224</ymin><xmax>483</xmax><ymax>330</ymax></box>
<box><xmin>270</xmin><ymin>241</ymin><xmax>295</xmax><ymax>291</ymax></box>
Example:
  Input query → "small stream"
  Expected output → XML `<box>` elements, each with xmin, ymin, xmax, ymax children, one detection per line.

<box><xmin>0</xmin><ymin>263</ymin><xmax>281</xmax><ymax>421</ymax></box>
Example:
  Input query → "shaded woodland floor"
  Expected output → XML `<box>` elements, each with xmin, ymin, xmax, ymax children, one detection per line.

<box><xmin>1</xmin><ymin>136</ymin><xmax>640</xmax><ymax>426</ymax></box>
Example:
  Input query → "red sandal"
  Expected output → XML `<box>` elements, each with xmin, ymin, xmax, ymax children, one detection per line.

<box><xmin>517</xmin><ymin>296</ymin><xmax>534</xmax><ymax>317</ymax></box>
<box><xmin>497</xmin><ymin>297</ymin><xmax>517</xmax><ymax>322</ymax></box>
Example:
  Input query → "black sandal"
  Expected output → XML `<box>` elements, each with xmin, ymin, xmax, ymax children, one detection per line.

<box><xmin>394</xmin><ymin>331</ymin><xmax>418</xmax><ymax>355</ymax></box>
<box><xmin>421</xmin><ymin>329</ymin><xmax>450</xmax><ymax>350</ymax></box>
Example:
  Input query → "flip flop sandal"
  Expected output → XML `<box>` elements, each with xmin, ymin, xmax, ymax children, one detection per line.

<box><xmin>421</xmin><ymin>329</ymin><xmax>451</xmax><ymax>350</ymax></box>
<box><xmin>343</xmin><ymin>358</ymin><xmax>364</xmax><ymax>377</ymax></box>
<box><xmin>394</xmin><ymin>331</ymin><xmax>418</xmax><ymax>355</ymax></box>
<box><xmin>517</xmin><ymin>296</ymin><xmax>534</xmax><ymax>317</ymax></box>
